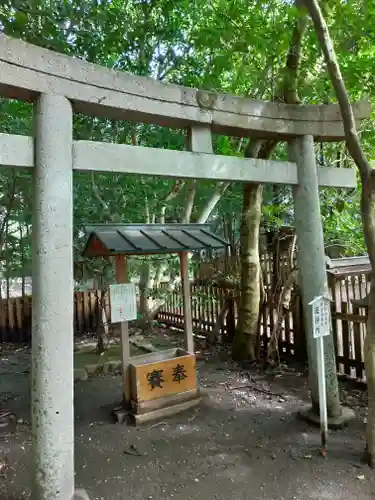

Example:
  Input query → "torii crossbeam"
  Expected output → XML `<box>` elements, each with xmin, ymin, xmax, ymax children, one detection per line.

<box><xmin>0</xmin><ymin>33</ymin><xmax>370</xmax><ymax>500</ymax></box>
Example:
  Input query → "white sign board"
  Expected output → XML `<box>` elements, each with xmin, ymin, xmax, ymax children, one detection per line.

<box><xmin>109</xmin><ymin>283</ymin><xmax>137</xmax><ymax>323</ymax></box>
<box><xmin>309</xmin><ymin>294</ymin><xmax>331</xmax><ymax>452</ymax></box>
<box><xmin>310</xmin><ymin>295</ymin><xmax>331</xmax><ymax>339</ymax></box>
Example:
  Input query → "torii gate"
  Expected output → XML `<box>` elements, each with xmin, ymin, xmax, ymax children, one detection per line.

<box><xmin>0</xmin><ymin>34</ymin><xmax>370</xmax><ymax>500</ymax></box>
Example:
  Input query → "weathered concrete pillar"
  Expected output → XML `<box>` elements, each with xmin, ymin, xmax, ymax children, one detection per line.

<box><xmin>290</xmin><ymin>135</ymin><xmax>342</xmax><ymax>420</ymax></box>
<box><xmin>32</xmin><ymin>94</ymin><xmax>75</xmax><ymax>500</ymax></box>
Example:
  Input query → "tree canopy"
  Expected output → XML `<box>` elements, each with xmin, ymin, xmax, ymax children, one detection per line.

<box><xmin>0</xmin><ymin>0</ymin><xmax>374</xmax><ymax>284</ymax></box>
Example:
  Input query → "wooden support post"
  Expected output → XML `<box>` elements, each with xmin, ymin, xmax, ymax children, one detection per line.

<box><xmin>180</xmin><ymin>251</ymin><xmax>194</xmax><ymax>353</ymax></box>
<box><xmin>114</xmin><ymin>255</ymin><xmax>131</xmax><ymax>406</ymax></box>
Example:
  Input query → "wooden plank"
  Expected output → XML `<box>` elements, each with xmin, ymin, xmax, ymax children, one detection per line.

<box><xmin>76</xmin><ymin>292</ymin><xmax>84</xmax><ymax>335</ymax></box>
<box><xmin>336</xmin><ymin>356</ymin><xmax>364</xmax><ymax>370</ymax></box>
<box><xmin>330</xmin><ymin>281</ymin><xmax>339</xmax><ymax>368</ymax></box>
<box><xmin>197</xmin><ymin>285</ymin><xmax>203</xmax><ymax>333</ymax></box>
<box><xmin>160</xmin><ymin>316</ymin><xmax>215</xmax><ymax>332</ymax></box>
<box><xmin>352</xmin><ymin>305</ymin><xmax>363</xmax><ymax>379</ymax></box>
<box><xmin>133</xmin><ymin>397</ymin><xmax>200</xmax><ymax>425</ymax></box>
<box><xmin>341</xmin><ymin>302</ymin><xmax>351</xmax><ymax>376</ymax></box>
<box><xmin>3</xmin><ymin>299</ymin><xmax>9</xmax><ymax>342</ymax></box>
<box><xmin>115</xmin><ymin>255</ymin><xmax>131</xmax><ymax>406</ymax></box>
<box><xmin>83</xmin><ymin>291</ymin><xmax>90</xmax><ymax>332</ymax></box>
<box><xmin>15</xmin><ymin>298</ymin><xmax>22</xmax><ymax>332</ymax></box>
<box><xmin>130</xmin><ymin>352</ymin><xmax>197</xmax><ymax>403</ymax></box>
<box><xmin>0</xmin><ymin>36</ymin><xmax>370</xmax><ymax>140</ymax></box>
<box><xmin>332</xmin><ymin>312</ymin><xmax>367</xmax><ymax>323</ymax></box>
<box><xmin>0</xmin><ymin>299</ymin><xmax>6</xmax><ymax>341</ymax></box>
<box><xmin>204</xmin><ymin>284</ymin><xmax>209</xmax><ymax>335</ymax></box>
<box><xmin>88</xmin><ymin>291</ymin><xmax>96</xmax><ymax>331</ymax></box>
<box><xmin>8</xmin><ymin>298</ymin><xmax>15</xmax><ymax>331</ymax></box>
<box><xmin>131</xmin><ymin>349</ymin><xmax>180</xmax><ymax>365</ymax></box>
<box><xmin>180</xmin><ymin>252</ymin><xmax>194</xmax><ymax>353</ymax></box>
<box><xmin>132</xmin><ymin>388</ymin><xmax>199</xmax><ymax>414</ymax></box>
<box><xmin>226</xmin><ymin>298</ymin><xmax>236</xmax><ymax>343</ymax></box>
<box><xmin>23</xmin><ymin>296</ymin><xmax>31</xmax><ymax>342</ymax></box>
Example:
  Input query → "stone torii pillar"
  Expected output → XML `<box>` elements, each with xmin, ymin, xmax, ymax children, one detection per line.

<box><xmin>32</xmin><ymin>94</ymin><xmax>89</xmax><ymax>500</ymax></box>
<box><xmin>290</xmin><ymin>135</ymin><xmax>353</xmax><ymax>425</ymax></box>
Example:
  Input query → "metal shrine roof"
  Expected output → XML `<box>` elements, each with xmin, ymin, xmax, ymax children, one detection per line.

<box><xmin>82</xmin><ymin>223</ymin><xmax>229</xmax><ymax>257</ymax></box>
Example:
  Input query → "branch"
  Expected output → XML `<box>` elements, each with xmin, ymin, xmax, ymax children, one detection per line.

<box><xmin>303</xmin><ymin>0</ymin><xmax>371</xmax><ymax>180</ymax></box>
<box><xmin>144</xmin><ymin>193</ymin><xmax>150</xmax><ymax>223</ymax></box>
<box><xmin>160</xmin><ymin>180</ymin><xmax>185</xmax><ymax>223</ymax></box>
<box><xmin>281</xmin><ymin>2</ymin><xmax>308</xmax><ymax>104</ymax></box>
<box><xmin>303</xmin><ymin>0</ymin><xmax>375</xmax><ymax>264</ymax></box>
<box><xmin>0</xmin><ymin>172</ymin><xmax>17</xmax><ymax>259</ymax></box>
<box><xmin>243</xmin><ymin>0</ymin><xmax>308</xmax><ymax>161</ymax></box>
<box><xmin>181</xmin><ymin>181</ymin><xmax>196</xmax><ymax>223</ymax></box>
<box><xmin>90</xmin><ymin>172</ymin><xmax>113</xmax><ymax>220</ymax></box>
<box><xmin>196</xmin><ymin>181</ymin><xmax>230</xmax><ymax>224</ymax></box>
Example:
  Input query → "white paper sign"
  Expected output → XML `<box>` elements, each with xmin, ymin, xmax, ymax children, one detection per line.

<box><xmin>110</xmin><ymin>283</ymin><xmax>137</xmax><ymax>323</ymax></box>
<box><xmin>309</xmin><ymin>295</ymin><xmax>331</xmax><ymax>339</ymax></box>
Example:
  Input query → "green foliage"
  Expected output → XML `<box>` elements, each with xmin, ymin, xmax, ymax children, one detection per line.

<box><xmin>0</xmin><ymin>0</ymin><xmax>372</xmax><ymax>283</ymax></box>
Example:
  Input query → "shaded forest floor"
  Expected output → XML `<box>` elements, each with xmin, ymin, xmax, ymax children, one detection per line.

<box><xmin>1</xmin><ymin>331</ymin><xmax>374</xmax><ymax>500</ymax></box>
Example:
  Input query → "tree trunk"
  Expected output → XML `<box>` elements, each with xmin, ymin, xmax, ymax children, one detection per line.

<box><xmin>196</xmin><ymin>182</ymin><xmax>230</xmax><ymax>224</ymax></box>
<box><xmin>96</xmin><ymin>291</ymin><xmax>110</xmax><ymax>354</ymax></box>
<box><xmin>361</xmin><ymin>181</ymin><xmax>375</xmax><ymax>467</ymax></box>
<box><xmin>139</xmin><ymin>261</ymin><xmax>152</xmax><ymax>317</ymax></box>
<box><xmin>232</xmin><ymin>183</ymin><xmax>263</xmax><ymax>361</ymax></box>
<box><xmin>19</xmin><ymin>222</ymin><xmax>26</xmax><ymax>298</ymax></box>
<box><xmin>232</xmin><ymin>3</ymin><xmax>307</xmax><ymax>362</ymax></box>
<box><xmin>303</xmin><ymin>0</ymin><xmax>375</xmax><ymax>464</ymax></box>
<box><xmin>181</xmin><ymin>181</ymin><xmax>196</xmax><ymax>223</ymax></box>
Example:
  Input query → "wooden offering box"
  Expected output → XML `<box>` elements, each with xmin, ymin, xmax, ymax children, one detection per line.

<box><xmin>129</xmin><ymin>348</ymin><xmax>200</xmax><ymax>423</ymax></box>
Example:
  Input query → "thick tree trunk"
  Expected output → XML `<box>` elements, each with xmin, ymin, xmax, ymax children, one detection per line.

<box><xmin>232</xmin><ymin>3</ymin><xmax>307</xmax><ymax>363</ymax></box>
<box><xmin>303</xmin><ymin>0</ymin><xmax>375</xmax><ymax>464</ymax></box>
<box><xmin>365</xmin><ymin>277</ymin><xmax>375</xmax><ymax>468</ymax></box>
<box><xmin>361</xmin><ymin>182</ymin><xmax>375</xmax><ymax>467</ymax></box>
<box><xmin>232</xmin><ymin>183</ymin><xmax>263</xmax><ymax>361</ymax></box>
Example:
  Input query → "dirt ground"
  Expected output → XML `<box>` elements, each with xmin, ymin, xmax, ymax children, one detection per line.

<box><xmin>1</xmin><ymin>334</ymin><xmax>375</xmax><ymax>500</ymax></box>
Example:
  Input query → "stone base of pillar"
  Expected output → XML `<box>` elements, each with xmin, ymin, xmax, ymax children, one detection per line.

<box><xmin>299</xmin><ymin>404</ymin><xmax>356</xmax><ymax>429</ymax></box>
<box><xmin>72</xmin><ymin>488</ymin><xmax>90</xmax><ymax>500</ymax></box>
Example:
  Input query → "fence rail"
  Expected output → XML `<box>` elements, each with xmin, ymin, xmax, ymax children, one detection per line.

<box><xmin>0</xmin><ymin>263</ymin><xmax>371</xmax><ymax>382</ymax></box>
<box><xmin>329</xmin><ymin>271</ymin><xmax>371</xmax><ymax>381</ymax></box>
<box><xmin>0</xmin><ymin>291</ymin><xmax>103</xmax><ymax>343</ymax></box>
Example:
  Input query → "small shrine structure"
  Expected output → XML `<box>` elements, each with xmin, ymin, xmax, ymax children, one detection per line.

<box><xmin>82</xmin><ymin>223</ymin><xmax>229</xmax><ymax>423</ymax></box>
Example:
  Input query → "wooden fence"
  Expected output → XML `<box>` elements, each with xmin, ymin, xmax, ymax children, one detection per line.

<box><xmin>159</xmin><ymin>257</ymin><xmax>372</xmax><ymax>382</ymax></box>
<box><xmin>157</xmin><ymin>283</ymin><xmax>306</xmax><ymax>359</ymax></box>
<box><xmin>0</xmin><ymin>291</ymin><xmax>103</xmax><ymax>343</ymax></box>
<box><xmin>0</xmin><ymin>261</ymin><xmax>371</xmax><ymax>382</ymax></box>
<box><xmin>329</xmin><ymin>269</ymin><xmax>371</xmax><ymax>381</ymax></box>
